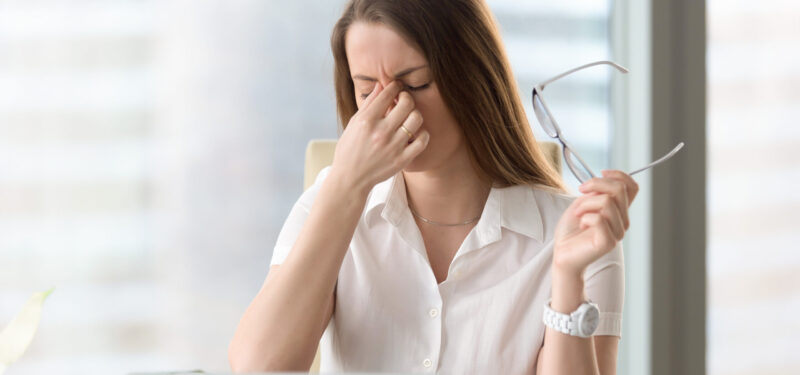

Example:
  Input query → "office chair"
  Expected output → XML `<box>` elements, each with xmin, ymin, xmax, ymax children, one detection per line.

<box><xmin>304</xmin><ymin>139</ymin><xmax>562</xmax><ymax>190</ymax></box>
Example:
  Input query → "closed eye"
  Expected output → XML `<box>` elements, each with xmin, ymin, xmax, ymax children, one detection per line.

<box><xmin>359</xmin><ymin>82</ymin><xmax>432</xmax><ymax>99</ymax></box>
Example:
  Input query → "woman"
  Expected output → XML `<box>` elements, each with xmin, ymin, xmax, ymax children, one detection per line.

<box><xmin>229</xmin><ymin>0</ymin><xmax>637</xmax><ymax>374</ymax></box>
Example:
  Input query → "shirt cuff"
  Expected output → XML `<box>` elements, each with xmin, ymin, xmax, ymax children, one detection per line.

<box><xmin>594</xmin><ymin>312</ymin><xmax>623</xmax><ymax>337</ymax></box>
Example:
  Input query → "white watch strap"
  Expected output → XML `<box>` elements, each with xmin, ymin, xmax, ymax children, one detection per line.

<box><xmin>542</xmin><ymin>299</ymin><xmax>575</xmax><ymax>335</ymax></box>
<box><xmin>542</xmin><ymin>298</ymin><xmax>599</xmax><ymax>338</ymax></box>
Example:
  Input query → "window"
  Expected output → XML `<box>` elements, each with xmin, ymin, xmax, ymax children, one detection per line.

<box><xmin>0</xmin><ymin>1</ymin><xmax>343</xmax><ymax>372</ymax></box>
<box><xmin>707</xmin><ymin>1</ymin><xmax>800</xmax><ymax>374</ymax></box>
<box><xmin>487</xmin><ymin>0</ymin><xmax>614</xmax><ymax>191</ymax></box>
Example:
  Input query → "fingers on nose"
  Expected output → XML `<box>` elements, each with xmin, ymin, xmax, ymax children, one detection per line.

<box><xmin>386</xmin><ymin>92</ymin><xmax>415</xmax><ymax>119</ymax></box>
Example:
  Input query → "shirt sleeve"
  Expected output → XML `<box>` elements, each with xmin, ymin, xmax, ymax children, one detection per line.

<box><xmin>269</xmin><ymin>166</ymin><xmax>333</xmax><ymax>266</ymax></box>
<box><xmin>583</xmin><ymin>241</ymin><xmax>625</xmax><ymax>337</ymax></box>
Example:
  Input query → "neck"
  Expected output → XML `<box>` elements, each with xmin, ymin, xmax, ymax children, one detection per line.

<box><xmin>402</xmin><ymin>149</ymin><xmax>492</xmax><ymax>226</ymax></box>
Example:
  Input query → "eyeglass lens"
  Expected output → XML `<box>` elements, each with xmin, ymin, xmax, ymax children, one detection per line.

<box><xmin>564</xmin><ymin>147</ymin><xmax>594</xmax><ymax>183</ymax></box>
<box><xmin>532</xmin><ymin>94</ymin><xmax>558</xmax><ymax>137</ymax></box>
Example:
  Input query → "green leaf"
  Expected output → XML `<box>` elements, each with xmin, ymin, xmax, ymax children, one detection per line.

<box><xmin>0</xmin><ymin>288</ymin><xmax>55</xmax><ymax>374</ymax></box>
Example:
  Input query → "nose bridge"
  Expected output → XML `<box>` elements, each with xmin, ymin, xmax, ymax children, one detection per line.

<box><xmin>375</xmin><ymin>65</ymin><xmax>398</xmax><ymax>89</ymax></box>
<box><xmin>377</xmin><ymin>71</ymin><xmax>393</xmax><ymax>88</ymax></box>
<box><xmin>376</xmin><ymin>71</ymin><xmax>400</xmax><ymax>110</ymax></box>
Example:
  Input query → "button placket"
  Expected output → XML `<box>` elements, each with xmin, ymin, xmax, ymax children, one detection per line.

<box><xmin>421</xmin><ymin>289</ymin><xmax>442</xmax><ymax>373</ymax></box>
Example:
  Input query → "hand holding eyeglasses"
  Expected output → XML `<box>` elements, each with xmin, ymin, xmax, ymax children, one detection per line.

<box><xmin>552</xmin><ymin>169</ymin><xmax>638</xmax><ymax>278</ymax></box>
<box><xmin>538</xmin><ymin>61</ymin><xmax>683</xmax><ymax>279</ymax></box>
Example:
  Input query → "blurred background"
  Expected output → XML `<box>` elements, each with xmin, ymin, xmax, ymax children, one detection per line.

<box><xmin>0</xmin><ymin>0</ymin><xmax>797</xmax><ymax>374</ymax></box>
<box><xmin>706</xmin><ymin>1</ymin><xmax>800</xmax><ymax>373</ymax></box>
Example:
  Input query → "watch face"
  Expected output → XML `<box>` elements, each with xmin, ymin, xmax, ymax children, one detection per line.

<box><xmin>580</xmin><ymin>305</ymin><xmax>600</xmax><ymax>336</ymax></box>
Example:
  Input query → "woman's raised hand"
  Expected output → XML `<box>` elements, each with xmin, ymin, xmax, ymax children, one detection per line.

<box><xmin>330</xmin><ymin>81</ymin><xmax>430</xmax><ymax>194</ymax></box>
<box><xmin>552</xmin><ymin>170</ymin><xmax>640</xmax><ymax>278</ymax></box>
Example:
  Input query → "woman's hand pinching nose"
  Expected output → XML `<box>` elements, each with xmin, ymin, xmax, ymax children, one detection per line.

<box><xmin>330</xmin><ymin>80</ymin><xmax>428</xmax><ymax>193</ymax></box>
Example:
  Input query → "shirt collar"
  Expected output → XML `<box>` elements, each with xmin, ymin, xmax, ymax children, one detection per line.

<box><xmin>364</xmin><ymin>171</ymin><xmax>544</xmax><ymax>243</ymax></box>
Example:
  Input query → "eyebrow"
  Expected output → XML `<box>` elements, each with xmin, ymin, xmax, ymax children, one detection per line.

<box><xmin>351</xmin><ymin>64</ymin><xmax>428</xmax><ymax>81</ymax></box>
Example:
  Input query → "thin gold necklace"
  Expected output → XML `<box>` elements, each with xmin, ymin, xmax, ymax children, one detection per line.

<box><xmin>408</xmin><ymin>205</ymin><xmax>481</xmax><ymax>226</ymax></box>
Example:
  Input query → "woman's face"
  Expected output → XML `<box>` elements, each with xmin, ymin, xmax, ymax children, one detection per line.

<box><xmin>345</xmin><ymin>21</ymin><xmax>464</xmax><ymax>173</ymax></box>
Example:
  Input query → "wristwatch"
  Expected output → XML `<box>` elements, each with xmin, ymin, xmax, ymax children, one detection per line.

<box><xmin>542</xmin><ymin>298</ymin><xmax>600</xmax><ymax>338</ymax></box>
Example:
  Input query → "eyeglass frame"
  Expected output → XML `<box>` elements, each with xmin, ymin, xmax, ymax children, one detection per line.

<box><xmin>531</xmin><ymin>60</ymin><xmax>684</xmax><ymax>184</ymax></box>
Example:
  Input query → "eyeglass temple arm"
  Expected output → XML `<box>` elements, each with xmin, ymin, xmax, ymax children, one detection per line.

<box><xmin>538</xmin><ymin>60</ymin><xmax>629</xmax><ymax>90</ymax></box>
<box><xmin>628</xmin><ymin>142</ymin><xmax>685</xmax><ymax>176</ymax></box>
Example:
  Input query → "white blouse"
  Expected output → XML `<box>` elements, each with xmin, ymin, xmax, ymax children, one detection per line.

<box><xmin>270</xmin><ymin>166</ymin><xmax>624</xmax><ymax>374</ymax></box>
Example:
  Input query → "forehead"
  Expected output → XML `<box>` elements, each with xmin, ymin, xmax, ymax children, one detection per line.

<box><xmin>345</xmin><ymin>22</ymin><xmax>427</xmax><ymax>74</ymax></box>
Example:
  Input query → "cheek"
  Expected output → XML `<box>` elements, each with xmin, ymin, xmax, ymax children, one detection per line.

<box><xmin>354</xmin><ymin>92</ymin><xmax>366</xmax><ymax>110</ymax></box>
<box><xmin>354</xmin><ymin>87</ymin><xmax>374</xmax><ymax>109</ymax></box>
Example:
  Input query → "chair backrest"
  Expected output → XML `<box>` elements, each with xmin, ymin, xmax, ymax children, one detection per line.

<box><xmin>304</xmin><ymin>139</ymin><xmax>562</xmax><ymax>190</ymax></box>
<box><xmin>303</xmin><ymin>138</ymin><xmax>562</xmax><ymax>373</ymax></box>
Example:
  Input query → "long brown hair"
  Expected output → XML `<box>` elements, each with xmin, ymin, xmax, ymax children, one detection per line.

<box><xmin>331</xmin><ymin>0</ymin><xmax>568</xmax><ymax>194</ymax></box>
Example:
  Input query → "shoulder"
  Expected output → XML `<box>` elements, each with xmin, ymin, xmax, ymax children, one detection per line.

<box><xmin>524</xmin><ymin>184</ymin><xmax>578</xmax><ymax>243</ymax></box>
<box><xmin>529</xmin><ymin>184</ymin><xmax>577</xmax><ymax>216</ymax></box>
<box><xmin>312</xmin><ymin>165</ymin><xmax>333</xmax><ymax>186</ymax></box>
<box><xmin>492</xmin><ymin>183</ymin><xmax>576</xmax><ymax>244</ymax></box>
<box><xmin>296</xmin><ymin>166</ymin><xmax>334</xmax><ymax>211</ymax></box>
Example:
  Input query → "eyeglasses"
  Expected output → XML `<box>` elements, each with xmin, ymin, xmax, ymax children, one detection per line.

<box><xmin>531</xmin><ymin>60</ymin><xmax>684</xmax><ymax>184</ymax></box>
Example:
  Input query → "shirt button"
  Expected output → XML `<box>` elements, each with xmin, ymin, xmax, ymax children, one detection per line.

<box><xmin>428</xmin><ymin>308</ymin><xmax>439</xmax><ymax>318</ymax></box>
<box><xmin>423</xmin><ymin>358</ymin><xmax>432</xmax><ymax>368</ymax></box>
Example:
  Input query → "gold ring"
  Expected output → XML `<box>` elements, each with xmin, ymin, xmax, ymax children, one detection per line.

<box><xmin>399</xmin><ymin>125</ymin><xmax>413</xmax><ymax>139</ymax></box>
